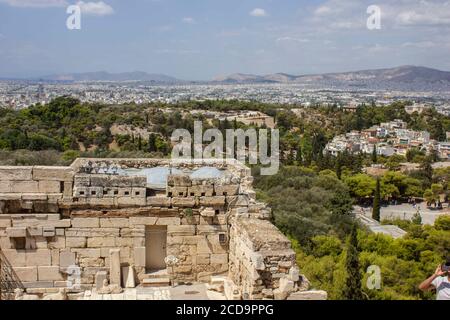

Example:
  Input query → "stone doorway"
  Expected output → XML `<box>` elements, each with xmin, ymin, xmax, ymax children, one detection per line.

<box><xmin>145</xmin><ymin>226</ymin><xmax>167</xmax><ymax>271</ymax></box>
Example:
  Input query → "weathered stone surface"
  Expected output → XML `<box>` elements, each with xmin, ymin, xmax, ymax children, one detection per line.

<box><xmin>0</xmin><ymin>166</ymin><xmax>33</xmax><ymax>181</ymax></box>
<box><xmin>199</xmin><ymin>196</ymin><xmax>226</xmax><ymax>206</ymax></box>
<box><xmin>129</xmin><ymin>217</ymin><xmax>157</xmax><ymax>226</ymax></box>
<box><xmin>38</xmin><ymin>180</ymin><xmax>61</xmax><ymax>193</ymax></box>
<box><xmin>38</xmin><ymin>266</ymin><xmax>65</xmax><ymax>281</ymax></box>
<box><xmin>133</xmin><ymin>247</ymin><xmax>145</xmax><ymax>267</ymax></box>
<box><xmin>167</xmin><ymin>225</ymin><xmax>196</xmax><ymax>236</ymax></box>
<box><xmin>95</xmin><ymin>271</ymin><xmax>108</xmax><ymax>290</ymax></box>
<box><xmin>26</xmin><ymin>250</ymin><xmax>52</xmax><ymax>266</ymax></box>
<box><xmin>0</xmin><ymin>181</ymin><xmax>12</xmax><ymax>193</ymax></box>
<box><xmin>72</xmin><ymin>218</ymin><xmax>100</xmax><ymax>228</ymax></box>
<box><xmin>14</xmin><ymin>266</ymin><xmax>38</xmax><ymax>282</ymax></box>
<box><xmin>11</xmin><ymin>181</ymin><xmax>39</xmax><ymax>193</ymax></box>
<box><xmin>100</xmin><ymin>218</ymin><xmax>129</xmax><ymax>228</ymax></box>
<box><xmin>109</xmin><ymin>249</ymin><xmax>121</xmax><ymax>286</ymax></box>
<box><xmin>66</xmin><ymin>237</ymin><xmax>87</xmax><ymax>248</ymax></box>
<box><xmin>146</xmin><ymin>197</ymin><xmax>171</xmax><ymax>207</ymax></box>
<box><xmin>33</xmin><ymin>166</ymin><xmax>74</xmax><ymax>181</ymax></box>
<box><xmin>87</xmin><ymin>237</ymin><xmax>116</xmax><ymax>248</ymax></box>
<box><xmin>60</xmin><ymin>250</ymin><xmax>76</xmax><ymax>267</ymax></box>
<box><xmin>6</xmin><ymin>226</ymin><xmax>27</xmax><ymax>238</ymax></box>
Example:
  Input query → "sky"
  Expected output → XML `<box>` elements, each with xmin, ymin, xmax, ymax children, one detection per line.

<box><xmin>0</xmin><ymin>0</ymin><xmax>450</xmax><ymax>80</ymax></box>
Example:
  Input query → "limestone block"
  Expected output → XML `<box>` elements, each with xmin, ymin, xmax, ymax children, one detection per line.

<box><xmin>197</xmin><ymin>225</ymin><xmax>227</xmax><ymax>235</ymax></box>
<box><xmin>51</xmin><ymin>249</ymin><xmax>60</xmax><ymax>265</ymax></box>
<box><xmin>172</xmin><ymin>197</ymin><xmax>196</xmax><ymax>208</ymax></box>
<box><xmin>214</xmin><ymin>184</ymin><xmax>240</xmax><ymax>196</ymax></box>
<box><xmin>0</xmin><ymin>166</ymin><xmax>33</xmax><ymax>181</ymax></box>
<box><xmin>197</xmin><ymin>237</ymin><xmax>213</xmax><ymax>254</ymax></box>
<box><xmin>48</xmin><ymin>236</ymin><xmax>65</xmax><ymax>249</ymax></box>
<box><xmin>287</xmin><ymin>290</ymin><xmax>328</xmax><ymax>300</ymax></box>
<box><xmin>122</xmin><ymin>266</ymin><xmax>136</xmax><ymax>288</ymax></box>
<box><xmin>0</xmin><ymin>181</ymin><xmax>12</xmax><ymax>193</ymax></box>
<box><xmin>26</xmin><ymin>250</ymin><xmax>52</xmax><ymax>266</ymax></box>
<box><xmin>200</xmin><ymin>208</ymin><xmax>215</xmax><ymax>217</ymax></box>
<box><xmin>100</xmin><ymin>218</ymin><xmax>129</xmax><ymax>228</ymax></box>
<box><xmin>213</xmin><ymin>214</ymin><xmax>227</xmax><ymax>225</ymax></box>
<box><xmin>14</xmin><ymin>266</ymin><xmax>38</xmax><ymax>282</ymax></box>
<box><xmin>210</xmin><ymin>253</ymin><xmax>228</xmax><ymax>264</ymax></box>
<box><xmin>195</xmin><ymin>254</ymin><xmax>210</xmax><ymax>265</ymax></box>
<box><xmin>59</xmin><ymin>250</ymin><xmax>76</xmax><ymax>268</ymax></box>
<box><xmin>129</xmin><ymin>217</ymin><xmax>157</xmax><ymax>226</ymax></box>
<box><xmin>188</xmin><ymin>185</ymin><xmax>214</xmax><ymax>197</ymax></box>
<box><xmin>65</xmin><ymin>237</ymin><xmax>87</xmax><ymax>248</ymax></box>
<box><xmin>133</xmin><ymin>247</ymin><xmax>146</xmax><ymax>267</ymax></box>
<box><xmin>22</xmin><ymin>281</ymin><xmax>54</xmax><ymax>289</ymax></box>
<box><xmin>167</xmin><ymin>225</ymin><xmax>196</xmax><ymax>236</ymax></box>
<box><xmin>11</xmin><ymin>181</ymin><xmax>39</xmax><ymax>193</ymax></box>
<box><xmin>87</xmin><ymin>198</ymin><xmax>115</xmax><ymax>206</ymax></box>
<box><xmin>250</xmin><ymin>253</ymin><xmax>265</xmax><ymax>271</ymax></box>
<box><xmin>199</xmin><ymin>196</ymin><xmax>226</xmax><ymax>206</ymax></box>
<box><xmin>117</xmin><ymin>196</ymin><xmax>146</xmax><ymax>206</ymax></box>
<box><xmin>167</xmin><ymin>175</ymin><xmax>192</xmax><ymax>187</ymax></box>
<box><xmin>72</xmin><ymin>218</ymin><xmax>100</xmax><ymax>228</ymax></box>
<box><xmin>146</xmin><ymin>197</ymin><xmax>171</xmax><ymax>207</ymax></box>
<box><xmin>0</xmin><ymin>217</ymin><xmax>12</xmax><ymax>228</ymax></box>
<box><xmin>87</xmin><ymin>237</ymin><xmax>116</xmax><ymax>248</ymax></box>
<box><xmin>6</xmin><ymin>226</ymin><xmax>27</xmax><ymax>238</ymax></box>
<box><xmin>56</xmin><ymin>228</ymin><xmax>65</xmax><ymax>236</ymax></box>
<box><xmin>38</xmin><ymin>266</ymin><xmax>65</xmax><ymax>281</ymax></box>
<box><xmin>156</xmin><ymin>217</ymin><xmax>181</xmax><ymax>225</ymax></box>
<box><xmin>38</xmin><ymin>180</ymin><xmax>61</xmax><ymax>193</ymax></box>
<box><xmin>33</xmin><ymin>166</ymin><xmax>74</xmax><ymax>181</ymax></box>
<box><xmin>72</xmin><ymin>248</ymin><xmax>101</xmax><ymax>258</ymax></box>
<box><xmin>0</xmin><ymin>236</ymin><xmax>12</xmax><ymax>249</ymax></box>
<box><xmin>3</xmin><ymin>249</ymin><xmax>26</xmax><ymax>267</ymax></box>
<box><xmin>132</xmin><ymin>187</ymin><xmax>146</xmax><ymax>198</ymax></box>
<box><xmin>109</xmin><ymin>249</ymin><xmax>121</xmax><ymax>286</ymax></box>
<box><xmin>74</xmin><ymin>187</ymin><xmax>88</xmax><ymax>198</ymax></box>
<box><xmin>167</xmin><ymin>186</ymin><xmax>188</xmax><ymax>197</ymax></box>
<box><xmin>88</xmin><ymin>187</ymin><xmax>103</xmax><ymax>198</ymax></box>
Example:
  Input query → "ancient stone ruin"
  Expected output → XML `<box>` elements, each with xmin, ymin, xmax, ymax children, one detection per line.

<box><xmin>0</xmin><ymin>158</ymin><xmax>326</xmax><ymax>300</ymax></box>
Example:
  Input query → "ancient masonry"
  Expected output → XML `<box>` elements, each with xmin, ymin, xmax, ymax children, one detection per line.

<box><xmin>0</xmin><ymin>158</ymin><xmax>326</xmax><ymax>300</ymax></box>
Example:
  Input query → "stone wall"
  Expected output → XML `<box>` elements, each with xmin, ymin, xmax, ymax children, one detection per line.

<box><xmin>0</xmin><ymin>158</ymin><xmax>325</xmax><ymax>300</ymax></box>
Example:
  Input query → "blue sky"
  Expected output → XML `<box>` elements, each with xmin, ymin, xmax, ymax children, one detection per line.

<box><xmin>0</xmin><ymin>0</ymin><xmax>450</xmax><ymax>80</ymax></box>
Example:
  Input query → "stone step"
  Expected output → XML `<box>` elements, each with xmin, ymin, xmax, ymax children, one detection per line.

<box><xmin>142</xmin><ymin>269</ymin><xmax>169</xmax><ymax>279</ymax></box>
<box><xmin>142</xmin><ymin>278</ymin><xmax>171</xmax><ymax>287</ymax></box>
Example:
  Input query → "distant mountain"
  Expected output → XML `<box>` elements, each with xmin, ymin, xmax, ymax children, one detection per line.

<box><xmin>213</xmin><ymin>66</ymin><xmax>450</xmax><ymax>91</ymax></box>
<box><xmin>41</xmin><ymin>71</ymin><xmax>181</xmax><ymax>83</ymax></box>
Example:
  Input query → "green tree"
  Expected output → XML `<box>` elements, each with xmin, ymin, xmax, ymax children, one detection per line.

<box><xmin>372</xmin><ymin>178</ymin><xmax>381</xmax><ymax>222</ymax></box>
<box><xmin>342</xmin><ymin>225</ymin><xmax>364</xmax><ymax>300</ymax></box>
<box><xmin>372</xmin><ymin>145</ymin><xmax>377</xmax><ymax>164</ymax></box>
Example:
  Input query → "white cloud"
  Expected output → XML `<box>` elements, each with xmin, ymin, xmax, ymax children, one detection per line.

<box><xmin>182</xmin><ymin>17</ymin><xmax>196</xmax><ymax>24</ymax></box>
<box><xmin>76</xmin><ymin>1</ymin><xmax>114</xmax><ymax>16</ymax></box>
<box><xmin>0</xmin><ymin>0</ymin><xmax>67</xmax><ymax>7</ymax></box>
<box><xmin>250</xmin><ymin>8</ymin><xmax>268</xmax><ymax>17</ymax></box>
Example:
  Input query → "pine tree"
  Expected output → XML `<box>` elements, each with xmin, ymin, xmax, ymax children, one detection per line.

<box><xmin>148</xmin><ymin>134</ymin><xmax>157</xmax><ymax>153</ymax></box>
<box><xmin>372</xmin><ymin>178</ymin><xmax>381</xmax><ymax>221</ymax></box>
<box><xmin>343</xmin><ymin>225</ymin><xmax>364</xmax><ymax>300</ymax></box>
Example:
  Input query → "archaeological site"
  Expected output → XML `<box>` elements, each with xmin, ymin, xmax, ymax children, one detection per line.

<box><xmin>0</xmin><ymin>158</ymin><xmax>326</xmax><ymax>300</ymax></box>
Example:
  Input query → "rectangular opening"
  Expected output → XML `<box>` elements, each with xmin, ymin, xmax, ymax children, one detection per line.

<box><xmin>145</xmin><ymin>226</ymin><xmax>167</xmax><ymax>271</ymax></box>
<box><xmin>124</xmin><ymin>191</ymin><xmax>130</xmax><ymax>196</ymax></box>
<box><xmin>146</xmin><ymin>189</ymin><xmax>156</xmax><ymax>197</ymax></box>
<box><xmin>114</xmin><ymin>190</ymin><xmax>119</xmax><ymax>195</ymax></box>
<box><xmin>79</xmin><ymin>191</ymin><xmax>85</xmax><ymax>195</ymax></box>
<box><xmin>135</xmin><ymin>191</ymin><xmax>140</xmax><ymax>196</ymax></box>
<box><xmin>201</xmin><ymin>192</ymin><xmax>206</xmax><ymax>196</ymax></box>
<box><xmin>13</xmin><ymin>237</ymin><xmax>26</xmax><ymax>250</ymax></box>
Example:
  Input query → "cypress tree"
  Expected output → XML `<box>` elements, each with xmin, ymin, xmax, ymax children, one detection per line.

<box><xmin>372</xmin><ymin>145</ymin><xmax>377</xmax><ymax>164</ymax></box>
<box><xmin>372</xmin><ymin>177</ymin><xmax>381</xmax><ymax>221</ymax></box>
<box><xmin>343</xmin><ymin>225</ymin><xmax>364</xmax><ymax>300</ymax></box>
<box><xmin>336</xmin><ymin>153</ymin><xmax>342</xmax><ymax>180</ymax></box>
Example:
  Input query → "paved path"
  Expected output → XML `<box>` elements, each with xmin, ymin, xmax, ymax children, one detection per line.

<box><xmin>355</xmin><ymin>203</ymin><xmax>449</xmax><ymax>225</ymax></box>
